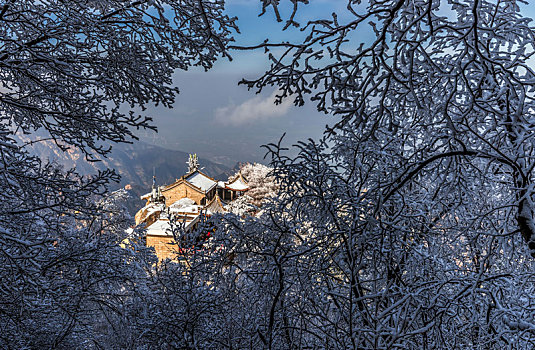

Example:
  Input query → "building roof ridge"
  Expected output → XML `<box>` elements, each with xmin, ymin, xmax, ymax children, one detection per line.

<box><xmin>162</xmin><ymin>177</ymin><xmax>204</xmax><ymax>193</ymax></box>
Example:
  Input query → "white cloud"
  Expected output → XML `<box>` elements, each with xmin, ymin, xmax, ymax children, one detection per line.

<box><xmin>214</xmin><ymin>89</ymin><xmax>293</xmax><ymax>125</ymax></box>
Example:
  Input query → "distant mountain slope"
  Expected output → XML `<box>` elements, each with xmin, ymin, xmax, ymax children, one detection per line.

<box><xmin>18</xmin><ymin>136</ymin><xmax>232</xmax><ymax>214</ymax></box>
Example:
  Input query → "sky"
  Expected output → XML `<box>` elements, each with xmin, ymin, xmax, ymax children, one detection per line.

<box><xmin>136</xmin><ymin>1</ymin><xmax>347</xmax><ymax>167</ymax></box>
<box><xmin>137</xmin><ymin>0</ymin><xmax>535</xmax><ymax>168</ymax></box>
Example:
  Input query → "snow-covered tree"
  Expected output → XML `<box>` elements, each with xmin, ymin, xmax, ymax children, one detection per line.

<box><xmin>226</xmin><ymin>194</ymin><xmax>257</xmax><ymax>216</ymax></box>
<box><xmin>247</xmin><ymin>0</ymin><xmax>535</xmax><ymax>255</ymax></box>
<box><xmin>0</xmin><ymin>181</ymin><xmax>154</xmax><ymax>348</ymax></box>
<box><xmin>0</xmin><ymin>1</ymin><xmax>236</xmax><ymax>347</ymax></box>
<box><xmin>231</xmin><ymin>163</ymin><xmax>278</xmax><ymax>207</ymax></box>
<box><xmin>1</xmin><ymin>1</ymin><xmax>236</xmax><ymax>156</ymax></box>
<box><xmin>211</xmin><ymin>0</ymin><xmax>535</xmax><ymax>347</ymax></box>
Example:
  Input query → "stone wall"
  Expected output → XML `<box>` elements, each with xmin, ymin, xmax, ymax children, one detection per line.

<box><xmin>162</xmin><ymin>182</ymin><xmax>205</xmax><ymax>206</ymax></box>
<box><xmin>146</xmin><ymin>235</ymin><xmax>178</xmax><ymax>261</ymax></box>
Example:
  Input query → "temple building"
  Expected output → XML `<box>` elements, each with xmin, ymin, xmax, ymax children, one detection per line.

<box><xmin>218</xmin><ymin>172</ymin><xmax>249</xmax><ymax>201</ymax></box>
<box><xmin>135</xmin><ymin>154</ymin><xmax>249</xmax><ymax>260</ymax></box>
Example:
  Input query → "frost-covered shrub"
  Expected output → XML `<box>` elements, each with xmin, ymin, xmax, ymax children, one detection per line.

<box><xmin>230</xmin><ymin>163</ymin><xmax>278</xmax><ymax>207</ymax></box>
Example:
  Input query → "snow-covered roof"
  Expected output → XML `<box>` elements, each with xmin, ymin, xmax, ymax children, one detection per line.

<box><xmin>140</xmin><ymin>192</ymin><xmax>151</xmax><ymax>200</ymax></box>
<box><xmin>185</xmin><ymin>171</ymin><xmax>217</xmax><ymax>192</ymax></box>
<box><xmin>204</xmin><ymin>195</ymin><xmax>227</xmax><ymax>215</ymax></box>
<box><xmin>217</xmin><ymin>181</ymin><xmax>226</xmax><ymax>188</ymax></box>
<box><xmin>138</xmin><ymin>202</ymin><xmax>160</xmax><ymax>215</ymax></box>
<box><xmin>226</xmin><ymin>173</ymin><xmax>249</xmax><ymax>191</ymax></box>
<box><xmin>162</xmin><ymin>178</ymin><xmax>204</xmax><ymax>194</ymax></box>
<box><xmin>169</xmin><ymin>197</ymin><xmax>196</xmax><ymax>210</ymax></box>
<box><xmin>135</xmin><ymin>202</ymin><xmax>166</xmax><ymax>225</ymax></box>
<box><xmin>145</xmin><ymin>216</ymin><xmax>200</xmax><ymax>236</ymax></box>
<box><xmin>169</xmin><ymin>202</ymin><xmax>202</xmax><ymax>215</ymax></box>
<box><xmin>145</xmin><ymin>220</ymin><xmax>173</xmax><ymax>236</ymax></box>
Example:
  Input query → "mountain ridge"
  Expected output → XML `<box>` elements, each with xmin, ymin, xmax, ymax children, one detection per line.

<box><xmin>18</xmin><ymin>137</ymin><xmax>232</xmax><ymax>214</ymax></box>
